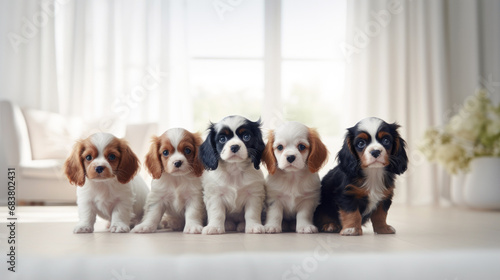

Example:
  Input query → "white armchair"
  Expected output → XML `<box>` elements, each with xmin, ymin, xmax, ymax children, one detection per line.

<box><xmin>0</xmin><ymin>100</ymin><xmax>156</xmax><ymax>205</ymax></box>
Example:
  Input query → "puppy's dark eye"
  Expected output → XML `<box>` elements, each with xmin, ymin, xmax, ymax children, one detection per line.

<box><xmin>163</xmin><ymin>150</ymin><xmax>169</xmax><ymax>156</ymax></box>
<box><xmin>382</xmin><ymin>137</ymin><xmax>391</xmax><ymax>146</ymax></box>
<box><xmin>242</xmin><ymin>133</ymin><xmax>251</xmax><ymax>142</ymax></box>
<box><xmin>277</xmin><ymin>145</ymin><xmax>284</xmax><ymax>151</ymax></box>
<box><xmin>356</xmin><ymin>140</ymin><xmax>366</xmax><ymax>149</ymax></box>
<box><xmin>184</xmin><ymin>148</ymin><xmax>192</xmax><ymax>155</ymax></box>
<box><xmin>219</xmin><ymin>135</ymin><xmax>227</xmax><ymax>144</ymax></box>
<box><xmin>85</xmin><ymin>155</ymin><xmax>92</xmax><ymax>161</ymax></box>
<box><xmin>108</xmin><ymin>154</ymin><xmax>116</xmax><ymax>161</ymax></box>
<box><xmin>298</xmin><ymin>144</ymin><xmax>306</xmax><ymax>151</ymax></box>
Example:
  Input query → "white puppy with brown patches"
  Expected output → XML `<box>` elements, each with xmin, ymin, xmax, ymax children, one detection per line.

<box><xmin>262</xmin><ymin>121</ymin><xmax>328</xmax><ymax>233</ymax></box>
<box><xmin>64</xmin><ymin>133</ymin><xmax>149</xmax><ymax>233</ymax></box>
<box><xmin>132</xmin><ymin>128</ymin><xmax>205</xmax><ymax>234</ymax></box>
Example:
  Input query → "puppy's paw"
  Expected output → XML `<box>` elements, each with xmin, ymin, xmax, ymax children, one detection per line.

<box><xmin>225</xmin><ymin>220</ymin><xmax>237</xmax><ymax>232</ymax></box>
<box><xmin>321</xmin><ymin>223</ymin><xmax>341</xmax><ymax>233</ymax></box>
<box><xmin>340</xmin><ymin>227</ymin><xmax>362</xmax><ymax>236</ymax></box>
<box><xmin>297</xmin><ymin>225</ymin><xmax>318</xmax><ymax>234</ymax></box>
<box><xmin>202</xmin><ymin>225</ymin><xmax>225</xmax><ymax>235</ymax></box>
<box><xmin>184</xmin><ymin>224</ymin><xmax>203</xmax><ymax>234</ymax></box>
<box><xmin>167</xmin><ymin>218</ymin><xmax>185</xmax><ymax>232</ymax></box>
<box><xmin>237</xmin><ymin>222</ymin><xmax>246</xmax><ymax>233</ymax></box>
<box><xmin>131</xmin><ymin>223</ymin><xmax>157</xmax><ymax>233</ymax></box>
<box><xmin>245</xmin><ymin>223</ymin><xmax>265</xmax><ymax>234</ymax></box>
<box><xmin>264</xmin><ymin>224</ymin><xmax>282</xmax><ymax>234</ymax></box>
<box><xmin>73</xmin><ymin>224</ymin><xmax>94</xmax><ymax>234</ymax></box>
<box><xmin>109</xmin><ymin>223</ymin><xmax>130</xmax><ymax>233</ymax></box>
<box><xmin>374</xmin><ymin>225</ymin><xmax>396</xmax><ymax>235</ymax></box>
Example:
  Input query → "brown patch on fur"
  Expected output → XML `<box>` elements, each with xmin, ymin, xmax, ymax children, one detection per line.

<box><xmin>64</xmin><ymin>140</ymin><xmax>92</xmax><ymax>186</ymax></box>
<box><xmin>178</xmin><ymin>131</ymin><xmax>204</xmax><ymax>177</ymax></box>
<box><xmin>92</xmin><ymin>138</ymin><xmax>121</xmax><ymax>179</ymax></box>
<box><xmin>344</xmin><ymin>184</ymin><xmax>368</xmax><ymax>199</ymax></box>
<box><xmin>346</xmin><ymin>136</ymin><xmax>353</xmax><ymax>151</ymax></box>
<box><xmin>114</xmin><ymin>138</ymin><xmax>140</xmax><ymax>184</ymax></box>
<box><xmin>262</xmin><ymin>130</ymin><xmax>277</xmax><ymax>174</ymax></box>
<box><xmin>81</xmin><ymin>140</ymin><xmax>100</xmax><ymax>180</ymax></box>
<box><xmin>339</xmin><ymin>210</ymin><xmax>363</xmax><ymax>236</ymax></box>
<box><xmin>220</xmin><ymin>128</ymin><xmax>231</xmax><ymax>136</ymax></box>
<box><xmin>392</xmin><ymin>137</ymin><xmax>400</xmax><ymax>155</ymax></box>
<box><xmin>383</xmin><ymin>186</ymin><xmax>395</xmax><ymax>199</ymax></box>
<box><xmin>299</xmin><ymin>143</ymin><xmax>309</xmax><ymax>154</ymax></box>
<box><xmin>315</xmin><ymin>212</ymin><xmax>341</xmax><ymax>233</ymax></box>
<box><xmin>378</xmin><ymin>131</ymin><xmax>393</xmax><ymax>157</ymax></box>
<box><xmin>354</xmin><ymin>133</ymin><xmax>371</xmax><ymax>167</ymax></box>
<box><xmin>371</xmin><ymin>203</ymin><xmax>395</xmax><ymax>234</ymax></box>
<box><xmin>377</xmin><ymin>131</ymin><xmax>390</xmax><ymax>140</ymax></box>
<box><xmin>237</xmin><ymin>128</ymin><xmax>247</xmax><ymax>135</ymax></box>
<box><xmin>322</xmin><ymin>223</ymin><xmax>342</xmax><ymax>233</ymax></box>
<box><xmin>356</xmin><ymin>132</ymin><xmax>369</xmax><ymax>140</ymax></box>
<box><xmin>144</xmin><ymin>136</ymin><xmax>163</xmax><ymax>179</ymax></box>
<box><xmin>306</xmin><ymin>128</ymin><xmax>328</xmax><ymax>173</ymax></box>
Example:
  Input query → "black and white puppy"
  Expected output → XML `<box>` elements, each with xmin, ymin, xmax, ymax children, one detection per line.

<box><xmin>314</xmin><ymin>117</ymin><xmax>408</xmax><ymax>236</ymax></box>
<box><xmin>199</xmin><ymin>115</ymin><xmax>266</xmax><ymax>234</ymax></box>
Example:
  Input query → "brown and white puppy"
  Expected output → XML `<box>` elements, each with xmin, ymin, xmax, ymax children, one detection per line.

<box><xmin>132</xmin><ymin>128</ymin><xmax>205</xmax><ymax>234</ymax></box>
<box><xmin>262</xmin><ymin>121</ymin><xmax>328</xmax><ymax>233</ymax></box>
<box><xmin>64</xmin><ymin>133</ymin><xmax>149</xmax><ymax>233</ymax></box>
<box><xmin>314</xmin><ymin>117</ymin><xmax>408</xmax><ymax>236</ymax></box>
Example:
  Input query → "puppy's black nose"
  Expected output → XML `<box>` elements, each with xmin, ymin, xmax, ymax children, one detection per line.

<box><xmin>95</xmin><ymin>166</ymin><xmax>105</xmax><ymax>174</ymax></box>
<box><xmin>287</xmin><ymin>155</ymin><xmax>296</xmax><ymax>163</ymax></box>
<box><xmin>370</xmin><ymin>150</ymin><xmax>381</xmax><ymax>158</ymax></box>
<box><xmin>174</xmin><ymin>161</ymin><xmax>182</xmax><ymax>168</ymax></box>
<box><xmin>231</xmin><ymin>145</ymin><xmax>240</xmax><ymax>153</ymax></box>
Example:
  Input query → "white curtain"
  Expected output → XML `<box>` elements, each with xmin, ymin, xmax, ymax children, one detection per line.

<box><xmin>0</xmin><ymin>0</ymin><xmax>192</xmax><ymax>134</ymax></box>
<box><xmin>344</xmin><ymin>0</ymin><xmax>500</xmax><ymax>205</ymax></box>
<box><xmin>0</xmin><ymin>0</ymin><xmax>59</xmax><ymax>112</ymax></box>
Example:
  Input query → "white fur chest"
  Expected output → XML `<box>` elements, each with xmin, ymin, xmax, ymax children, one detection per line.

<box><xmin>77</xmin><ymin>179</ymin><xmax>134</xmax><ymax>220</ymax></box>
<box><xmin>362</xmin><ymin>168</ymin><xmax>387</xmax><ymax>217</ymax></box>
<box><xmin>266</xmin><ymin>170</ymin><xmax>321</xmax><ymax>217</ymax></box>
<box><xmin>151</xmin><ymin>174</ymin><xmax>202</xmax><ymax>215</ymax></box>
<box><xmin>202</xmin><ymin>162</ymin><xmax>265</xmax><ymax>214</ymax></box>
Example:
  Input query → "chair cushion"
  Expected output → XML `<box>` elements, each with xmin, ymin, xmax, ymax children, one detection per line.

<box><xmin>20</xmin><ymin>159</ymin><xmax>65</xmax><ymax>179</ymax></box>
<box><xmin>22</xmin><ymin>108</ymin><xmax>84</xmax><ymax>160</ymax></box>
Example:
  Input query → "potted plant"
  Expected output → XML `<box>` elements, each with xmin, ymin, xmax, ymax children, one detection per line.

<box><xmin>420</xmin><ymin>90</ymin><xmax>500</xmax><ymax>209</ymax></box>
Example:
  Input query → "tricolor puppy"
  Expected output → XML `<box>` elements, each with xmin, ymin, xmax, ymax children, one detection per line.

<box><xmin>262</xmin><ymin>121</ymin><xmax>328</xmax><ymax>233</ymax></box>
<box><xmin>64</xmin><ymin>133</ymin><xmax>149</xmax><ymax>233</ymax></box>
<box><xmin>199</xmin><ymin>115</ymin><xmax>266</xmax><ymax>234</ymax></box>
<box><xmin>314</xmin><ymin>117</ymin><xmax>408</xmax><ymax>235</ymax></box>
<box><xmin>132</xmin><ymin>128</ymin><xmax>205</xmax><ymax>234</ymax></box>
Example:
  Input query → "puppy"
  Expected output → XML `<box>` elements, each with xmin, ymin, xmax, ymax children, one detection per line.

<box><xmin>262</xmin><ymin>121</ymin><xmax>328</xmax><ymax>233</ymax></box>
<box><xmin>314</xmin><ymin>117</ymin><xmax>408</xmax><ymax>235</ymax></box>
<box><xmin>199</xmin><ymin>115</ymin><xmax>266</xmax><ymax>234</ymax></box>
<box><xmin>132</xmin><ymin>128</ymin><xmax>205</xmax><ymax>234</ymax></box>
<box><xmin>64</xmin><ymin>133</ymin><xmax>149</xmax><ymax>233</ymax></box>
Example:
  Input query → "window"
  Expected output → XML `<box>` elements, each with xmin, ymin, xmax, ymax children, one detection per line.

<box><xmin>185</xmin><ymin>0</ymin><xmax>346</xmax><ymax>155</ymax></box>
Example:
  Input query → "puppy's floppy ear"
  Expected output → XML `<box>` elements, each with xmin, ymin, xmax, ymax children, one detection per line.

<box><xmin>337</xmin><ymin>128</ymin><xmax>360</xmax><ymax>177</ymax></box>
<box><xmin>307</xmin><ymin>128</ymin><xmax>329</xmax><ymax>173</ymax></box>
<box><xmin>387</xmin><ymin>123</ymin><xmax>408</xmax><ymax>175</ymax></box>
<box><xmin>145</xmin><ymin>136</ymin><xmax>163</xmax><ymax>179</ymax></box>
<box><xmin>64</xmin><ymin>141</ymin><xmax>86</xmax><ymax>186</ymax></box>
<box><xmin>249</xmin><ymin>118</ymin><xmax>265</xmax><ymax>170</ymax></box>
<box><xmin>199</xmin><ymin>125</ymin><xmax>219</xmax><ymax>171</ymax></box>
<box><xmin>262</xmin><ymin>130</ymin><xmax>277</xmax><ymax>175</ymax></box>
<box><xmin>191</xmin><ymin>132</ymin><xmax>204</xmax><ymax>177</ymax></box>
<box><xmin>116</xmin><ymin>139</ymin><xmax>140</xmax><ymax>184</ymax></box>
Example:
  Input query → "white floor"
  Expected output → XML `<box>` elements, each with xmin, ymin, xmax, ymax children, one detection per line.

<box><xmin>1</xmin><ymin>206</ymin><xmax>500</xmax><ymax>280</ymax></box>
